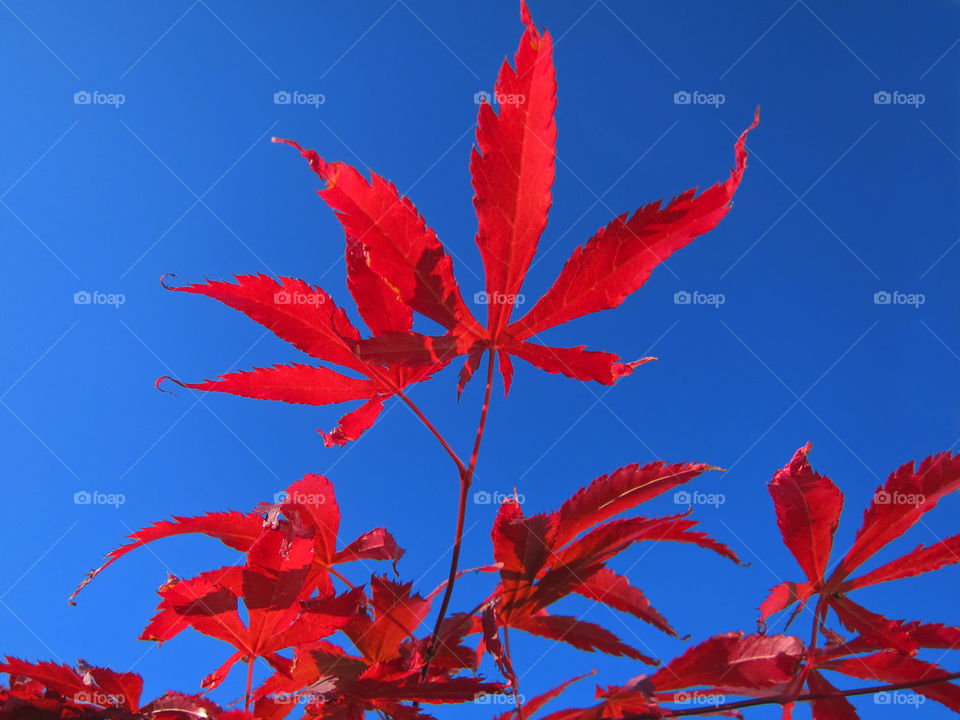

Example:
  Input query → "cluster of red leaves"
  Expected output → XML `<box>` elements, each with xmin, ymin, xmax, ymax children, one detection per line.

<box><xmin>536</xmin><ymin>445</ymin><xmax>960</xmax><ymax>720</ymax></box>
<box><xmin>59</xmin><ymin>475</ymin><xmax>504</xmax><ymax>718</ymax></box>
<box><xmin>0</xmin><ymin>656</ymin><xmax>255</xmax><ymax>720</ymax></box>
<box><xmin>10</xmin><ymin>447</ymin><xmax>960</xmax><ymax>719</ymax></box>
<box><xmin>10</xmin><ymin>461</ymin><xmax>740</xmax><ymax>719</ymax></box>
<box><xmin>5</xmin><ymin>3</ymin><xmax>959</xmax><ymax>720</ymax></box>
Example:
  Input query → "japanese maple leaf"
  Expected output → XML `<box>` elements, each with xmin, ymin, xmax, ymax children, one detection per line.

<box><xmin>277</xmin><ymin>1</ymin><xmax>759</xmax><ymax>396</ymax></box>
<box><xmin>484</xmin><ymin>461</ymin><xmax>740</xmax><ymax>663</ymax></box>
<box><xmin>69</xmin><ymin>473</ymin><xmax>403</xmax><ymax>604</ymax></box>
<box><xmin>759</xmin><ymin>443</ymin><xmax>960</xmax><ymax>657</ymax></box>
<box><xmin>0</xmin><ymin>664</ymin><xmax>256</xmax><ymax>720</ymax></box>
<box><xmin>492</xmin><ymin>671</ymin><xmax>594</xmax><ymax>720</ymax></box>
<box><xmin>140</xmin><ymin>530</ymin><xmax>365</xmax><ymax>691</ymax></box>
<box><xmin>818</xmin><ymin>651</ymin><xmax>960</xmax><ymax>715</ymax></box>
<box><xmin>250</xmin><ymin>582</ymin><xmax>504</xmax><ymax>720</ymax></box>
<box><xmin>0</xmin><ymin>657</ymin><xmax>142</xmax><ymax>712</ymax></box>
<box><xmin>534</xmin><ymin>633</ymin><xmax>804</xmax><ymax>719</ymax></box>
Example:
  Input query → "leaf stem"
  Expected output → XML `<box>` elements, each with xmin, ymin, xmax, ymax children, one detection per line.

<box><xmin>244</xmin><ymin>656</ymin><xmax>254</xmax><ymax>713</ymax></box>
<box><xmin>394</xmin><ymin>386</ymin><xmax>467</xmax><ymax>476</ymax></box>
<box><xmin>422</xmin><ymin>351</ymin><xmax>497</xmax><ymax>676</ymax></box>
<box><xmin>504</xmin><ymin>624</ymin><xmax>525</xmax><ymax>720</ymax></box>
<box><xmin>348</xmin><ymin>353</ymin><xmax>466</xmax><ymax>476</ymax></box>
<box><xmin>329</xmin><ymin>566</ymin><xmax>356</xmax><ymax>589</ymax></box>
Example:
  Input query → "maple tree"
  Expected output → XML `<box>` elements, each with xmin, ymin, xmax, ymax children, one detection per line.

<box><xmin>5</xmin><ymin>2</ymin><xmax>959</xmax><ymax>719</ymax></box>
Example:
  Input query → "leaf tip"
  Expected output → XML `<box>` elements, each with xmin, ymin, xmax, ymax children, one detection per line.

<box><xmin>156</xmin><ymin>376</ymin><xmax>187</xmax><ymax>395</ymax></box>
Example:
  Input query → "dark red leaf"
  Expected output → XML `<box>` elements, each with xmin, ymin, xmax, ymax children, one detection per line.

<box><xmin>822</xmin><ymin>652</ymin><xmax>960</xmax><ymax>712</ymax></box>
<box><xmin>768</xmin><ymin>443</ymin><xmax>843</xmax><ymax>586</ymax></box>
<box><xmin>514</xmin><ymin>613</ymin><xmax>657</xmax><ymax>664</ymax></box>
<box><xmin>650</xmin><ymin>632</ymin><xmax>804</xmax><ymax>693</ymax></box>
<box><xmin>830</xmin><ymin>451</ymin><xmax>960</xmax><ymax>584</ymax></box>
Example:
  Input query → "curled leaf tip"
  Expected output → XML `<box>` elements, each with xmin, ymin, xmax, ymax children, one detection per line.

<box><xmin>156</xmin><ymin>376</ymin><xmax>186</xmax><ymax>395</ymax></box>
<box><xmin>273</xmin><ymin>136</ymin><xmax>304</xmax><ymax>153</ymax></box>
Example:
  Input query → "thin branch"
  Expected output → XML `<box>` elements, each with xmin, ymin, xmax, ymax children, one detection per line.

<box><xmin>504</xmin><ymin>624</ymin><xmax>525</xmax><ymax>720</ymax></box>
<box><xmin>421</xmin><ymin>351</ymin><xmax>497</xmax><ymax>676</ymax></box>
<box><xmin>350</xmin><ymin>354</ymin><xmax>466</xmax><ymax>476</ymax></box>
<box><xmin>244</xmin><ymin>657</ymin><xmax>254</xmax><ymax>713</ymax></box>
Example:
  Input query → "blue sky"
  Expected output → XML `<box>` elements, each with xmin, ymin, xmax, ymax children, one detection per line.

<box><xmin>1</xmin><ymin>1</ymin><xmax>958</xmax><ymax>718</ymax></box>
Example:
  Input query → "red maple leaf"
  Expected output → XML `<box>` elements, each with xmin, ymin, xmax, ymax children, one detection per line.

<box><xmin>249</xmin><ymin>582</ymin><xmax>505</xmax><ymax>720</ymax></box>
<box><xmin>533</xmin><ymin>633</ymin><xmax>804</xmax><ymax>719</ymax></box>
<box><xmin>484</xmin><ymin>461</ymin><xmax>740</xmax><ymax>663</ymax></box>
<box><xmin>758</xmin><ymin>443</ymin><xmax>960</xmax><ymax>715</ymax></box>
<box><xmin>760</xmin><ymin>444</ymin><xmax>960</xmax><ymax>651</ymax></box>
<box><xmin>159</xmin><ymin>0</ymin><xmax>757</xmax><ymax>443</ymax></box>
<box><xmin>139</xmin><ymin>531</ymin><xmax>364</xmax><ymax>691</ymax></box>
<box><xmin>70</xmin><ymin>473</ymin><xmax>404</xmax><ymax>604</ymax></box>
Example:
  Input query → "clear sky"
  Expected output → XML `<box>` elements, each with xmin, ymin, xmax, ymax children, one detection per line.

<box><xmin>1</xmin><ymin>2</ymin><xmax>958</xmax><ymax>718</ymax></box>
